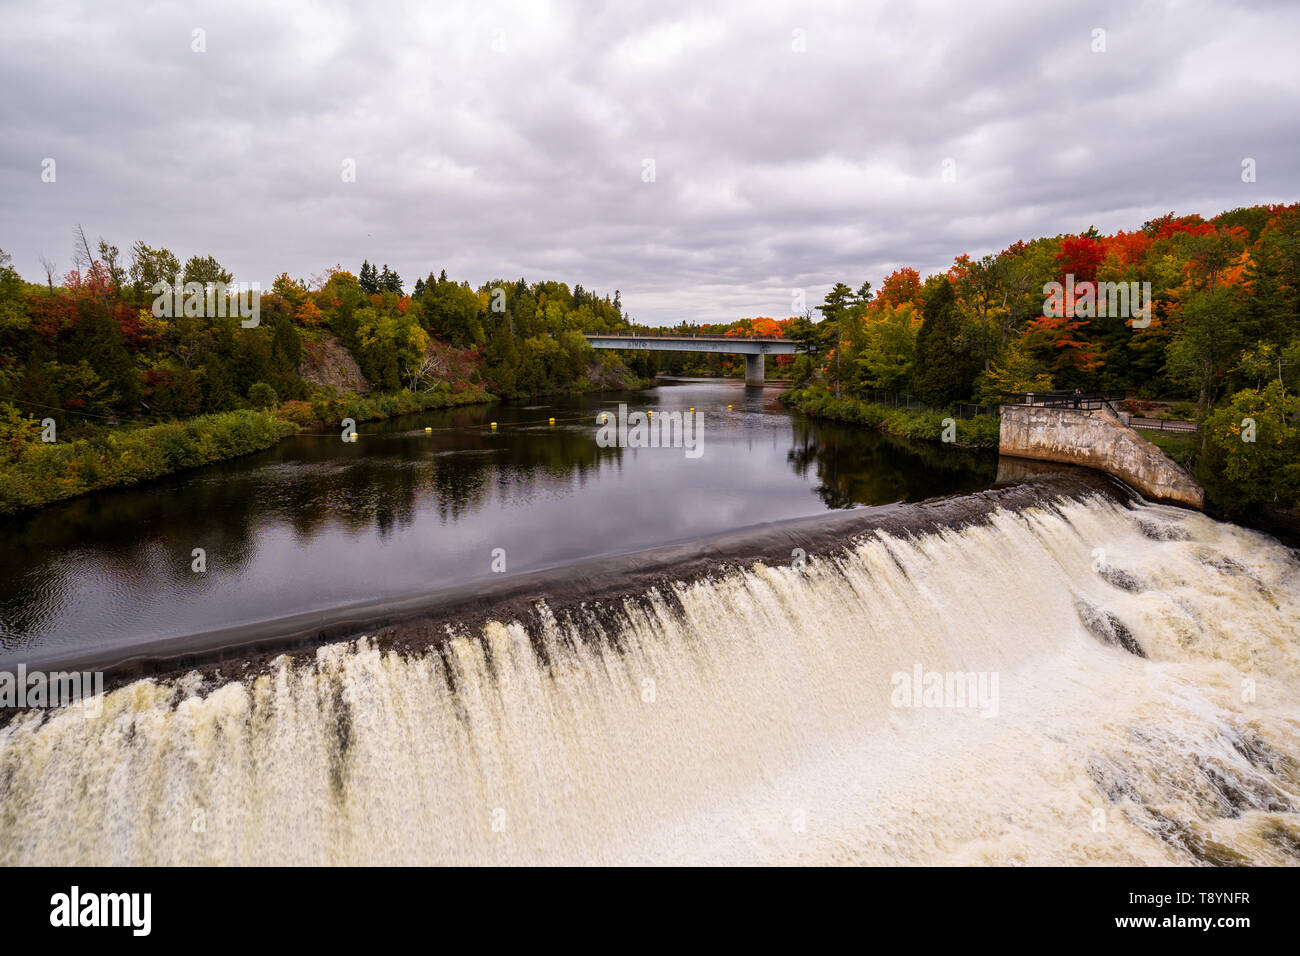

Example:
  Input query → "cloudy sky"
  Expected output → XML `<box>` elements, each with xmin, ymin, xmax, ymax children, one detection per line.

<box><xmin>2</xmin><ymin>0</ymin><xmax>1297</xmax><ymax>324</ymax></box>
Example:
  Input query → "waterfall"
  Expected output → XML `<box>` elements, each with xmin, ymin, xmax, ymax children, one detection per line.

<box><xmin>3</xmin><ymin>494</ymin><xmax>1298</xmax><ymax>865</ymax></box>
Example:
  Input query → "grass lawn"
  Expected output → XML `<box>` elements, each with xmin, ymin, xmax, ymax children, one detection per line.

<box><xmin>1137</xmin><ymin>428</ymin><xmax>1200</xmax><ymax>470</ymax></box>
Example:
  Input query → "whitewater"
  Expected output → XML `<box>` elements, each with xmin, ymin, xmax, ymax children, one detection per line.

<box><xmin>2</xmin><ymin>492</ymin><xmax>1298</xmax><ymax>865</ymax></box>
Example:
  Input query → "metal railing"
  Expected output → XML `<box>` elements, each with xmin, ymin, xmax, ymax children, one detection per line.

<box><xmin>953</xmin><ymin>403</ymin><xmax>1000</xmax><ymax>419</ymax></box>
<box><xmin>602</xmin><ymin>332</ymin><xmax>789</xmax><ymax>343</ymax></box>
<box><xmin>1129</xmin><ymin>417</ymin><xmax>1198</xmax><ymax>434</ymax></box>
<box><xmin>1001</xmin><ymin>390</ymin><xmax>1126</xmax><ymax>416</ymax></box>
<box><xmin>859</xmin><ymin>388</ymin><xmax>927</xmax><ymax>410</ymax></box>
<box><xmin>1002</xmin><ymin>391</ymin><xmax>1201</xmax><ymax>433</ymax></box>
<box><xmin>850</xmin><ymin>389</ymin><xmax>998</xmax><ymax>419</ymax></box>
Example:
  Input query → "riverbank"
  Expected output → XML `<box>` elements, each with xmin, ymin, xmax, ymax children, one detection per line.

<box><xmin>0</xmin><ymin>410</ymin><xmax>298</xmax><ymax>516</ymax></box>
<box><xmin>273</xmin><ymin>384</ymin><xmax>493</xmax><ymax>430</ymax></box>
<box><xmin>0</xmin><ymin>387</ymin><xmax>494</xmax><ymax>517</ymax></box>
<box><xmin>1136</xmin><ymin>428</ymin><xmax>1300</xmax><ymax>546</ymax></box>
<box><xmin>780</xmin><ymin>386</ymin><xmax>1000</xmax><ymax>450</ymax></box>
<box><xmin>0</xmin><ymin>346</ymin><xmax>667</xmax><ymax>517</ymax></box>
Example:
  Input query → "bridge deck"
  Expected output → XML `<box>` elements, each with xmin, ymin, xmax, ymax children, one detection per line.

<box><xmin>583</xmin><ymin>334</ymin><xmax>796</xmax><ymax>355</ymax></box>
<box><xmin>582</xmin><ymin>333</ymin><xmax>794</xmax><ymax>385</ymax></box>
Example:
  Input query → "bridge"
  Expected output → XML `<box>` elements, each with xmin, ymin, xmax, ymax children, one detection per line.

<box><xmin>583</xmin><ymin>334</ymin><xmax>797</xmax><ymax>385</ymax></box>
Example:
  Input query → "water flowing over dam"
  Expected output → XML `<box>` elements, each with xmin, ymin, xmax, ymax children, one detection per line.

<box><xmin>3</xmin><ymin>490</ymin><xmax>1299</xmax><ymax>865</ymax></box>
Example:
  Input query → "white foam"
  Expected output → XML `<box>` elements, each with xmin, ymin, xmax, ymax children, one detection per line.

<box><xmin>3</xmin><ymin>496</ymin><xmax>1298</xmax><ymax>864</ymax></box>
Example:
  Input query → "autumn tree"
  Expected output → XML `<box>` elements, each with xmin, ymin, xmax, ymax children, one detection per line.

<box><xmin>855</xmin><ymin>303</ymin><xmax>918</xmax><ymax>393</ymax></box>
<box><xmin>871</xmin><ymin>268</ymin><xmax>924</xmax><ymax>312</ymax></box>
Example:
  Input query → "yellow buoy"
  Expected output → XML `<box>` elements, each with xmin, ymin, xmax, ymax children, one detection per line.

<box><xmin>548</xmin><ymin>417</ymin><xmax>555</xmax><ymax>425</ymax></box>
<box><xmin>490</xmin><ymin>422</ymin><xmax>497</xmax><ymax>429</ymax></box>
<box><xmin>424</xmin><ymin>427</ymin><xmax>432</xmax><ymax>432</ymax></box>
<box><xmin>727</xmin><ymin>404</ymin><xmax>732</xmax><ymax>409</ymax></box>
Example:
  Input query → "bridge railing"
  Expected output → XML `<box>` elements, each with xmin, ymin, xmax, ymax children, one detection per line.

<box><xmin>590</xmin><ymin>332</ymin><xmax>790</xmax><ymax>342</ymax></box>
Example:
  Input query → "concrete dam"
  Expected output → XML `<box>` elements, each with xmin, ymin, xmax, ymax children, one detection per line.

<box><xmin>999</xmin><ymin>399</ymin><xmax>1205</xmax><ymax>510</ymax></box>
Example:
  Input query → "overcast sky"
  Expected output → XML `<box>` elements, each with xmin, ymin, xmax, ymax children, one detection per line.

<box><xmin>2</xmin><ymin>0</ymin><xmax>1297</xmax><ymax>325</ymax></box>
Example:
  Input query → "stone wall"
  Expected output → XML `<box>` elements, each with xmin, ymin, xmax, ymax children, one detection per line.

<box><xmin>1000</xmin><ymin>404</ymin><xmax>1205</xmax><ymax>509</ymax></box>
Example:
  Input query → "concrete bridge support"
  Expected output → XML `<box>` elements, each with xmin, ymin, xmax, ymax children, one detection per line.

<box><xmin>745</xmin><ymin>353</ymin><xmax>765</xmax><ymax>386</ymax></box>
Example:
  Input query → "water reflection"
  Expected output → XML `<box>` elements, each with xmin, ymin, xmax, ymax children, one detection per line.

<box><xmin>788</xmin><ymin>416</ymin><xmax>996</xmax><ymax>509</ymax></box>
<box><xmin>0</xmin><ymin>380</ymin><xmax>996</xmax><ymax>662</ymax></box>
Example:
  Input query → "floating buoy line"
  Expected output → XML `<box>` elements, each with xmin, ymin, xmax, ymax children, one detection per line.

<box><xmin>301</xmin><ymin>404</ymin><xmax>743</xmax><ymax>438</ymax></box>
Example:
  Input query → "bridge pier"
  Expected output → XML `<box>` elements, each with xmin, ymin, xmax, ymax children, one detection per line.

<box><xmin>745</xmin><ymin>353</ymin><xmax>764</xmax><ymax>386</ymax></box>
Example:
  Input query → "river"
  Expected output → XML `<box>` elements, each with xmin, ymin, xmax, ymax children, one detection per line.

<box><xmin>0</xmin><ymin>379</ymin><xmax>993</xmax><ymax>668</ymax></box>
<box><xmin>4</xmin><ymin>379</ymin><xmax>1299</xmax><ymax>865</ymax></box>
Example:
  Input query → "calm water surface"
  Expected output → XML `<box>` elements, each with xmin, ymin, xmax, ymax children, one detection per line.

<box><xmin>0</xmin><ymin>380</ymin><xmax>996</xmax><ymax>664</ymax></box>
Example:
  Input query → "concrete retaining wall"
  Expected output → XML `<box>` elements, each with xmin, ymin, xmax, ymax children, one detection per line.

<box><xmin>1000</xmin><ymin>404</ymin><xmax>1205</xmax><ymax>509</ymax></box>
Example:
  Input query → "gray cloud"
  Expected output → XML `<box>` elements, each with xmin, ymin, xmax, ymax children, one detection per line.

<box><xmin>1</xmin><ymin>0</ymin><xmax>1297</xmax><ymax>324</ymax></box>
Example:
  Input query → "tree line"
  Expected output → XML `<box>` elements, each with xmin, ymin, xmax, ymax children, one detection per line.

<box><xmin>3</xmin><ymin>203</ymin><xmax>1297</xmax><ymax>513</ymax></box>
<box><xmin>0</xmin><ymin>233</ymin><xmax>641</xmax><ymax>442</ymax></box>
<box><xmin>777</xmin><ymin>204</ymin><xmax>1300</xmax><ymax>512</ymax></box>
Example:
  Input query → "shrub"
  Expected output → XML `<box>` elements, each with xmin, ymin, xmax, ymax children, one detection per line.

<box><xmin>1197</xmin><ymin>384</ymin><xmax>1300</xmax><ymax>509</ymax></box>
<box><xmin>783</xmin><ymin>387</ymin><xmax>999</xmax><ymax>449</ymax></box>
<box><xmin>274</xmin><ymin>385</ymin><xmax>494</xmax><ymax>429</ymax></box>
<box><xmin>0</xmin><ymin>410</ymin><xmax>298</xmax><ymax>515</ymax></box>
<box><xmin>248</xmin><ymin>382</ymin><xmax>278</xmax><ymax>409</ymax></box>
<box><xmin>0</xmin><ymin>383</ymin><xmax>497</xmax><ymax>515</ymax></box>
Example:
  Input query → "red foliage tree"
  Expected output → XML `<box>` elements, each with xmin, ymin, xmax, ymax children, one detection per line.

<box><xmin>870</xmin><ymin>267</ymin><xmax>923</xmax><ymax>312</ymax></box>
<box><xmin>1055</xmin><ymin>235</ymin><xmax>1105</xmax><ymax>283</ymax></box>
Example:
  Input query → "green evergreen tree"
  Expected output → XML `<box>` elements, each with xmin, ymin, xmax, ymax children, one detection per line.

<box><xmin>359</xmin><ymin>260</ymin><xmax>378</xmax><ymax>294</ymax></box>
<box><xmin>912</xmin><ymin>278</ymin><xmax>979</xmax><ymax>407</ymax></box>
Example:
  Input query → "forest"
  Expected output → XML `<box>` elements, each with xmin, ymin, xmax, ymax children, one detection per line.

<box><xmin>1</xmin><ymin>203</ymin><xmax>1297</xmax><ymax>515</ymax></box>
<box><xmin>0</xmin><ymin>235</ymin><xmax>639</xmax><ymax>511</ymax></box>
<box><xmin>0</xmin><ymin>235</ymin><xmax>640</xmax><ymax>432</ymax></box>
<box><xmin>774</xmin><ymin>204</ymin><xmax>1300</xmax><ymax>515</ymax></box>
